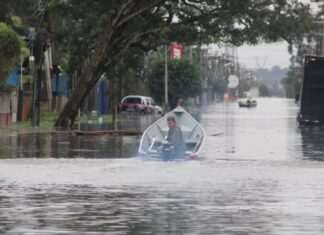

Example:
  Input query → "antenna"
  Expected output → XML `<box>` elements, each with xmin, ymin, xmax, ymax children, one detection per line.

<box><xmin>255</xmin><ymin>56</ymin><xmax>268</xmax><ymax>69</ymax></box>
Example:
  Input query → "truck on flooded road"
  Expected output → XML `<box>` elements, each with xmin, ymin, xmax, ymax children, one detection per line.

<box><xmin>298</xmin><ymin>55</ymin><xmax>324</xmax><ymax>125</ymax></box>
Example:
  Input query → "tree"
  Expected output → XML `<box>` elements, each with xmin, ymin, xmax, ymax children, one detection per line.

<box><xmin>0</xmin><ymin>23</ymin><xmax>23</xmax><ymax>90</ymax></box>
<box><xmin>51</xmin><ymin>0</ymin><xmax>312</xmax><ymax>128</ymax></box>
<box><xmin>0</xmin><ymin>1</ymin><xmax>34</xmax><ymax>24</ymax></box>
<box><xmin>148</xmin><ymin>57</ymin><xmax>201</xmax><ymax>107</ymax></box>
<box><xmin>213</xmin><ymin>79</ymin><xmax>227</xmax><ymax>97</ymax></box>
<box><xmin>104</xmin><ymin>49</ymin><xmax>148</xmax><ymax>125</ymax></box>
<box><xmin>284</xmin><ymin>3</ymin><xmax>324</xmax><ymax>98</ymax></box>
<box><xmin>259</xmin><ymin>83</ymin><xmax>271</xmax><ymax>97</ymax></box>
<box><xmin>282</xmin><ymin>66</ymin><xmax>302</xmax><ymax>98</ymax></box>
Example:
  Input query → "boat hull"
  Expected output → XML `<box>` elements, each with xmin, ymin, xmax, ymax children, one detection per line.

<box><xmin>138</xmin><ymin>106</ymin><xmax>205</xmax><ymax>160</ymax></box>
<box><xmin>238</xmin><ymin>101</ymin><xmax>257</xmax><ymax>108</ymax></box>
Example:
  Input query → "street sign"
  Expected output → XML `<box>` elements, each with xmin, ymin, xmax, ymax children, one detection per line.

<box><xmin>227</xmin><ymin>74</ymin><xmax>239</xmax><ymax>88</ymax></box>
<box><xmin>171</xmin><ymin>42</ymin><xmax>183</xmax><ymax>60</ymax></box>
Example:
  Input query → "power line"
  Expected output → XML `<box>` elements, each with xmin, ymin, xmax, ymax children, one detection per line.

<box><xmin>255</xmin><ymin>56</ymin><xmax>268</xmax><ymax>69</ymax></box>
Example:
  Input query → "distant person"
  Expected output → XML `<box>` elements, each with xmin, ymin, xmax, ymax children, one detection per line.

<box><xmin>162</xmin><ymin>116</ymin><xmax>186</xmax><ymax>160</ymax></box>
<box><xmin>247</xmin><ymin>96</ymin><xmax>252</xmax><ymax>104</ymax></box>
<box><xmin>224</xmin><ymin>92</ymin><xmax>229</xmax><ymax>102</ymax></box>
<box><xmin>295</xmin><ymin>94</ymin><xmax>300</xmax><ymax>104</ymax></box>
<box><xmin>171</xmin><ymin>96</ymin><xmax>184</xmax><ymax>109</ymax></box>
<box><xmin>176</xmin><ymin>98</ymin><xmax>184</xmax><ymax>107</ymax></box>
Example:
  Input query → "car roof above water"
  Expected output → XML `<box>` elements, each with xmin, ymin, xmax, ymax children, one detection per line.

<box><xmin>122</xmin><ymin>95</ymin><xmax>154</xmax><ymax>102</ymax></box>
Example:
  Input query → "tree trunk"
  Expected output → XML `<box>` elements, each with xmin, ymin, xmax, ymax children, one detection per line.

<box><xmin>111</xmin><ymin>75</ymin><xmax>117</xmax><ymax>130</ymax></box>
<box><xmin>54</xmin><ymin>23</ymin><xmax>115</xmax><ymax>129</ymax></box>
<box><xmin>54</xmin><ymin>1</ymin><xmax>165</xmax><ymax>129</ymax></box>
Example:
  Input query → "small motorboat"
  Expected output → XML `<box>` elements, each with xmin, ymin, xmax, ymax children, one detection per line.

<box><xmin>238</xmin><ymin>99</ymin><xmax>257</xmax><ymax>108</ymax></box>
<box><xmin>138</xmin><ymin>106</ymin><xmax>206</xmax><ymax>161</ymax></box>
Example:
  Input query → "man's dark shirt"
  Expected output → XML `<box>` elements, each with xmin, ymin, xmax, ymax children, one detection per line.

<box><xmin>166</xmin><ymin>124</ymin><xmax>186</xmax><ymax>157</ymax></box>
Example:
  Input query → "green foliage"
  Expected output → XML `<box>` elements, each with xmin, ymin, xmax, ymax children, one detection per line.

<box><xmin>0</xmin><ymin>1</ymin><xmax>313</xmax><ymax>80</ymax></box>
<box><xmin>48</xmin><ymin>0</ymin><xmax>119</xmax><ymax>73</ymax></box>
<box><xmin>282</xmin><ymin>67</ymin><xmax>302</xmax><ymax>98</ymax></box>
<box><xmin>213</xmin><ymin>79</ymin><xmax>227</xmax><ymax>94</ymax></box>
<box><xmin>0</xmin><ymin>22</ymin><xmax>23</xmax><ymax>89</ymax></box>
<box><xmin>43</xmin><ymin>0</ymin><xmax>313</xmax><ymax>127</ymax></box>
<box><xmin>41</xmin><ymin>111</ymin><xmax>59</xmax><ymax>123</ymax></box>
<box><xmin>45</xmin><ymin>0</ymin><xmax>314</xmax><ymax>77</ymax></box>
<box><xmin>238</xmin><ymin>79</ymin><xmax>251</xmax><ymax>97</ymax></box>
<box><xmin>46</xmin><ymin>1</ymin><xmax>312</xmax><ymax>101</ymax></box>
<box><xmin>148</xmin><ymin>57</ymin><xmax>202</xmax><ymax>104</ymax></box>
<box><xmin>259</xmin><ymin>83</ymin><xmax>271</xmax><ymax>97</ymax></box>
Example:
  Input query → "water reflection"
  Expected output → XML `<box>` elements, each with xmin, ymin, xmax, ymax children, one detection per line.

<box><xmin>200</xmin><ymin>98</ymin><xmax>303</xmax><ymax>161</ymax></box>
<box><xmin>1</xmin><ymin>133</ymin><xmax>49</xmax><ymax>159</ymax></box>
<box><xmin>0</xmin><ymin>111</ymin><xmax>203</xmax><ymax>159</ymax></box>
<box><xmin>74</xmin><ymin>112</ymin><xmax>164</xmax><ymax>132</ymax></box>
<box><xmin>300</xmin><ymin>126</ymin><xmax>324</xmax><ymax>161</ymax></box>
<box><xmin>0</xmin><ymin>132</ymin><xmax>142</xmax><ymax>159</ymax></box>
<box><xmin>0</xmin><ymin>181</ymin><xmax>292</xmax><ymax>234</ymax></box>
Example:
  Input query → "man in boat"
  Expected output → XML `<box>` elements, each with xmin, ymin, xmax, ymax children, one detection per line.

<box><xmin>161</xmin><ymin>116</ymin><xmax>186</xmax><ymax>160</ymax></box>
<box><xmin>247</xmin><ymin>96</ymin><xmax>252</xmax><ymax>104</ymax></box>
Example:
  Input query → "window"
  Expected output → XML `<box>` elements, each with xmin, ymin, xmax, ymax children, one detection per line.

<box><xmin>124</xmin><ymin>97</ymin><xmax>141</xmax><ymax>104</ymax></box>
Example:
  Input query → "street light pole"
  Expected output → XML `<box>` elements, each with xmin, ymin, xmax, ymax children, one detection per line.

<box><xmin>31</xmin><ymin>0</ymin><xmax>49</xmax><ymax>126</ymax></box>
<box><xmin>164</xmin><ymin>45</ymin><xmax>169</xmax><ymax>112</ymax></box>
<box><xmin>32</xmin><ymin>63</ymin><xmax>42</xmax><ymax>126</ymax></box>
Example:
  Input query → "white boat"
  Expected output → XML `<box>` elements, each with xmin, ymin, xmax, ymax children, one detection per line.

<box><xmin>138</xmin><ymin>106</ymin><xmax>206</xmax><ymax>160</ymax></box>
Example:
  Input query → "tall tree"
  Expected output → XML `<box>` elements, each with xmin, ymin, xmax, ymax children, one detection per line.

<box><xmin>51</xmin><ymin>0</ymin><xmax>312</xmax><ymax>128</ymax></box>
<box><xmin>148</xmin><ymin>57</ymin><xmax>201</xmax><ymax>107</ymax></box>
<box><xmin>283</xmin><ymin>3</ymin><xmax>322</xmax><ymax>98</ymax></box>
<box><xmin>0</xmin><ymin>23</ymin><xmax>23</xmax><ymax>89</ymax></box>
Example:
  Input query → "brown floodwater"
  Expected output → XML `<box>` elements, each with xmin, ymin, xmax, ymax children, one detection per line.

<box><xmin>1</xmin><ymin>98</ymin><xmax>324</xmax><ymax>234</ymax></box>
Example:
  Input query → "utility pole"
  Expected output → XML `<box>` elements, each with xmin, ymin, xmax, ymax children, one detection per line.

<box><xmin>17</xmin><ymin>52</ymin><xmax>24</xmax><ymax>122</ymax></box>
<box><xmin>164</xmin><ymin>45</ymin><xmax>169</xmax><ymax>112</ymax></box>
<box><xmin>31</xmin><ymin>0</ymin><xmax>50</xmax><ymax>126</ymax></box>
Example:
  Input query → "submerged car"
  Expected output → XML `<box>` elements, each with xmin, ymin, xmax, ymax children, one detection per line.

<box><xmin>118</xmin><ymin>95</ymin><xmax>162</xmax><ymax>114</ymax></box>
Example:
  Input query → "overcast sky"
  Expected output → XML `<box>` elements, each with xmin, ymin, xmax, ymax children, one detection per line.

<box><xmin>237</xmin><ymin>0</ymin><xmax>320</xmax><ymax>70</ymax></box>
<box><xmin>237</xmin><ymin>42</ymin><xmax>291</xmax><ymax>70</ymax></box>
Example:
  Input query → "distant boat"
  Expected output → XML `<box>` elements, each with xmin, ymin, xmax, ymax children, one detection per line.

<box><xmin>238</xmin><ymin>99</ymin><xmax>257</xmax><ymax>108</ymax></box>
<box><xmin>138</xmin><ymin>106</ymin><xmax>206</xmax><ymax>161</ymax></box>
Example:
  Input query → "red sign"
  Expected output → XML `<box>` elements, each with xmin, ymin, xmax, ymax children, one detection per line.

<box><xmin>171</xmin><ymin>42</ymin><xmax>183</xmax><ymax>60</ymax></box>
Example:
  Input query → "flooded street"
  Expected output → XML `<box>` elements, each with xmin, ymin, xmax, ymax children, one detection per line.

<box><xmin>2</xmin><ymin>98</ymin><xmax>324</xmax><ymax>234</ymax></box>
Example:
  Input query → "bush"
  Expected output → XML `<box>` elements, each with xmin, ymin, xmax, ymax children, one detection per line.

<box><xmin>148</xmin><ymin>57</ymin><xmax>202</xmax><ymax>105</ymax></box>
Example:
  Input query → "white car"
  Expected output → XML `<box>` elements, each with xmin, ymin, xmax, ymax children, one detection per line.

<box><xmin>118</xmin><ymin>95</ymin><xmax>162</xmax><ymax>114</ymax></box>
